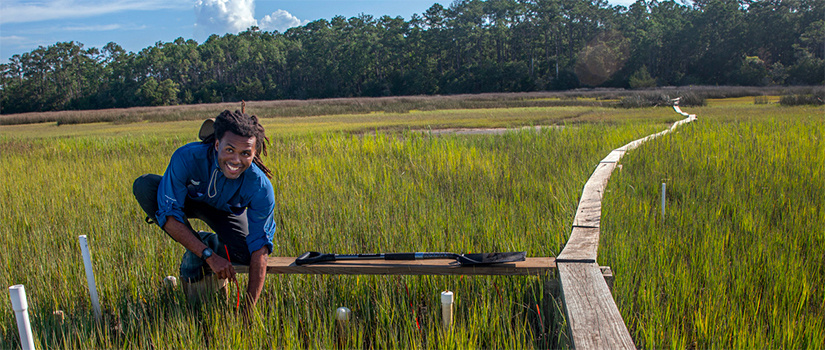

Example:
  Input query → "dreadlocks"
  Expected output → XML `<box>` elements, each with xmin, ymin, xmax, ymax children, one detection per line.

<box><xmin>203</xmin><ymin>110</ymin><xmax>273</xmax><ymax>179</ymax></box>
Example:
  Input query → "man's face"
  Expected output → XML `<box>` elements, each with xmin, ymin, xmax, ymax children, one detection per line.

<box><xmin>214</xmin><ymin>131</ymin><xmax>257</xmax><ymax>180</ymax></box>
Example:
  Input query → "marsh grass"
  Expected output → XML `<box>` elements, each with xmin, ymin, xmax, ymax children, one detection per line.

<box><xmin>754</xmin><ymin>95</ymin><xmax>772</xmax><ymax>105</ymax></box>
<box><xmin>3</xmin><ymin>86</ymin><xmax>819</xmax><ymax>126</ymax></box>
<box><xmin>0</xmin><ymin>92</ymin><xmax>615</xmax><ymax>126</ymax></box>
<box><xmin>779</xmin><ymin>89</ymin><xmax>825</xmax><ymax>106</ymax></box>
<box><xmin>601</xmin><ymin>104</ymin><xmax>825</xmax><ymax>347</ymax></box>
<box><xmin>0</xmin><ymin>105</ymin><xmax>679</xmax><ymax>140</ymax></box>
<box><xmin>4</xmin><ymin>99</ymin><xmax>821</xmax><ymax>348</ymax></box>
<box><xmin>0</xmin><ymin>110</ymin><xmax>664</xmax><ymax>348</ymax></box>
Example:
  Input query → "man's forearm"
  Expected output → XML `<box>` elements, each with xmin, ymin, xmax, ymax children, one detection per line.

<box><xmin>246</xmin><ymin>247</ymin><xmax>268</xmax><ymax>307</ymax></box>
<box><xmin>162</xmin><ymin>217</ymin><xmax>208</xmax><ymax>255</ymax></box>
<box><xmin>162</xmin><ymin>216</ymin><xmax>235</xmax><ymax>280</ymax></box>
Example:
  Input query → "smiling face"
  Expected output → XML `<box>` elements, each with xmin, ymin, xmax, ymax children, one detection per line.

<box><xmin>214</xmin><ymin>131</ymin><xmax>257</xmax><ymax>179</ymax></box>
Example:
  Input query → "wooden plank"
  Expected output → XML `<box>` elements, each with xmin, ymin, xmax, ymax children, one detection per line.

<box><xmin>571</xmin><ymin>162</ymin><xmax>615</xmax><ymax>228</ymax></box>
<box><xmin>600</xmin><ymin>149</ymin><xmax>625</xmax><ymax>163</ymax></box>
<box><xmin>234</xmin><ymin>257</ymin><xmax>557</xmax><ymax>276</ymax></box>
<box><xmin>556</xmin><ymin>226</ymin><xmax>599</xmax><ymax>262</ymax></box>
<box><xmin>558</xmin><ymin>263</ymin><xmax>635</xmax><ymax>349</ymax></box>
<box><xmin>572</xmin><ymin>201</ymin><xmax>601</xmax><ymax>229</ymax></box>
<box><xmin>673</xmin><ymin>105</ymin><xmax>690</xmax><ymax>117</ymax></box>
<box><xmin>671</xmin><ymin>116</ymin><xmax>697</xmax><ymax>130</ymax></box>
<box><xmin>585</xmin><ymin>162</ymin><xmax>616</xmax><ymax>194</ymax></box>
<box><xmin>564</xmin><ymin>162</ymin><xmax>617</xmax><ymax>260</ymax></box>
<box><xmin>622</xmin><ymin>139</ymin><xmax>644</xmax><ymax>151</ymax></box>
<box><xmin>620</xmin><ymin>116</ymin><xmax>696</xmax><ymax>151</ymax></box>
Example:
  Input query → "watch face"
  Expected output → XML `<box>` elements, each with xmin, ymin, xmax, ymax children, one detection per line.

<box><xmin>202</xmin><ymin>248</ymin><xmax>213</xmax><ymax>258</ymax></box>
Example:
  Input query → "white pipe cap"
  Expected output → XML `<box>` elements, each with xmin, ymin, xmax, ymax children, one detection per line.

<box><xmin>336</xmin><ymin>307</ymin><xmax>351</xmax><ymax>321</ymax></box>
<box><xmin>164</xmin><ymin>276</ymin><xmax>178</xmax><ymax>288</ymax></box>
<box><xmin>441</xmin><ymin>290</ymin><xmax>454</xmax><ymax>304</ymax></box>
<box><xmin>9</xmin><ymin>285</ymin><xmax>28</xmax><ymax>311</ymax></box>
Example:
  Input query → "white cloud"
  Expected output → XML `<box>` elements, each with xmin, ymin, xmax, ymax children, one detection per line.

<box><xmin>259</xmin><ymin>9</ymin><xmax>308</xmax><ymax>33</ymax></box>
<box><xmin>194</xmin><ymin>0</ymin><xmax>258</xmax><ymax>38</ymax></box>
<box><xmin>194</xmin><ymin>1</ymin><xmax>308</xmax><ymax>38</ymax></box>
<box><xmin>62</xmin><ymin>24</ymin><xmax>123</xmax><ymax>31</ymax></box>
<box><xmin>0</xmin><ymin>35</ymin><xmax>51</xmax><ymax>60</ymax></box>
<box><xmin>0</xmin><ymin>35</ymin><xmax>27</xmax><ymax>44</ymax></box>
<box><xmin>0</xmin><ymin>0</ymin><xmax>188</xmax><ymax>24</ymax></box>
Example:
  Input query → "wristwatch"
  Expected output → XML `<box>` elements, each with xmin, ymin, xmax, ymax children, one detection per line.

<box><xmin>201</xmin><ymin>247</ymin><xmax>214</xmax><ymax>259</ymax></box>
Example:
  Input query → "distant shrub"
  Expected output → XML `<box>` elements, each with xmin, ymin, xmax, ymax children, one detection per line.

<box><xmin>618</xmin><ymin>90</ymin><xmax>705</xmax><ymax>108</ymax></box>
<box><xmin>618</xmin><ymin>93</ymin><xmax>670</xmax><ymax>108</ymax></box>
<box><xmin>676</xmin><ymin>92</ymin><xmax>707</xmax><ymax>107</ymax></box>
<box><xmin>629</xmin><ymin>66</ymin><xmax>657</xmax><ymax>89</ymax></box>
<box><xmin>779</xmin><ymin>91</ymin><xmax>825</xmax><ymax>106</ymax></box>
<box><xmin>685</xmin><ymin>86</ymin><xmax>775</xmax><ymax>99</ymax></box>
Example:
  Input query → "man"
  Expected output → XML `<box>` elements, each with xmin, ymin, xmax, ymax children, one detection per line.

<box><xmin>133</xmin><ymin>110</ymin><xmax>275</xmax><ymax>313</ymax></box>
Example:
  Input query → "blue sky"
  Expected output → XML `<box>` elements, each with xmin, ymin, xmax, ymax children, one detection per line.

<box><xmin>1</xmin><ymin>0</ymin><xmax>635</xmax><ymax>62</ymax></box>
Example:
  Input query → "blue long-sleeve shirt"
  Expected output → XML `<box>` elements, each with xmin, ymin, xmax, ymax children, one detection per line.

<box><xmin>155</xmin><ymin>142</ymin><xmax>276</xmax><ymax>255</ymax></box>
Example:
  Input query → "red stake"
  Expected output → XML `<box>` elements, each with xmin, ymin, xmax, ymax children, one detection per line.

<box><xmin>225</xmin><ymin>245</ymin><xmax>241</xmax><ymax>308</ymax></box>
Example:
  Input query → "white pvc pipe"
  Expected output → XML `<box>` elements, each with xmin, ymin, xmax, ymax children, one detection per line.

<box><xmin>79</xmin><ymin>235</ymin><xmax>101</xmax><ymax>319</ymax></box>
<box><xmin>441</xmin><ymin>290</ymin><xmax>454</xmax><ymax>328</ymax></box>
<box><xmin>164</xmin><ymin>276</ymin><xmax>178</xmax><ymax>289</ymax></box>
<box><xmin>661</xmin><ymin>182</ymin><xmax>667</xmax><ymax>220</ymax></box>
<box><xmin>9</xmin><ymin>285</ymin><xmax>36</xmax><ymax>350</ymax></box>
<box><xmin>335</xmin><ymin>306</ymin><xmax>351</xmax><ymax>344</ymax></box>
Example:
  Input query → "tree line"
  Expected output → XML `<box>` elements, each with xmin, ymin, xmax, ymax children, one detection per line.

<box><xmin>1</xmin><ymin>0</ymin><xmax>823</xmax><ymax>114</ymax></box>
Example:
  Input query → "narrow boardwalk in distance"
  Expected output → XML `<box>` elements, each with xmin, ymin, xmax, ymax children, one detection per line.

<box><xmin>243</xmin><ymin>104</ymin><xmax>696</xmax><ymax>348</ymax></box>
<box><xmin>556</xmin><ymin>102</ymin><xmax>697</xmax><ymax>348</ymax></box>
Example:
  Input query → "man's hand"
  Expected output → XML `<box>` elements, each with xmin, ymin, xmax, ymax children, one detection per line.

<box><xmin>162</xmin><ymin>216</ymin><xmax>237</xmax><ymax>281</ymax></box>
<box><xmin>244</xmin><ymin>247</ymin><xmax>269</xmax><ymax>314</ymax></box>
<box><xmin>205</xmin><ymin>255</ymin><xmax>236</xmax><ymax>281</ymax></box>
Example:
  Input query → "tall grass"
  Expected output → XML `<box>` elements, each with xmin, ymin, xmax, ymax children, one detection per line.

<box><xmin>5</xmin><ymin>99</ymin><xmax>819</xmax><ymax>348</ymax></box>
<box><xmin>0</xmin><ymin>105</ymin><xmax>679</xmax><ymax>139</ymax></box>
<box><xmin>601</xmin><ymin>105</ymin><xmax>825</xmax><ymax>347</ymax></box>
<box><xmin>0</xmin><ymin>92</ymin><xmax>615</xmax><ymax>126</ymax></box>
<box><xmin>779</xmin><ymin>87</ymin><xmax>825</xmax><ymax>106</ymax></box>
<box><xmin>3</xmin><ymin>86</ymin><xmax>819</xmax><ymax>126</ymax></box>
<box><xmin>0</xmin><ymin>113</ymin><xmax>663</xmax><ymax>348</ymax></box>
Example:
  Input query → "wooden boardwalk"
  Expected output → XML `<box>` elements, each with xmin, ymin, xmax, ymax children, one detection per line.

<box><xmin>556</xmin><ymin>103</ymin><xmax>696</xmax><ymax>348</ymax></box>
<box><xmin>239</xmin><ymin>103</ymin><xmax>697</xmax><ymax>348</ymax></box>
